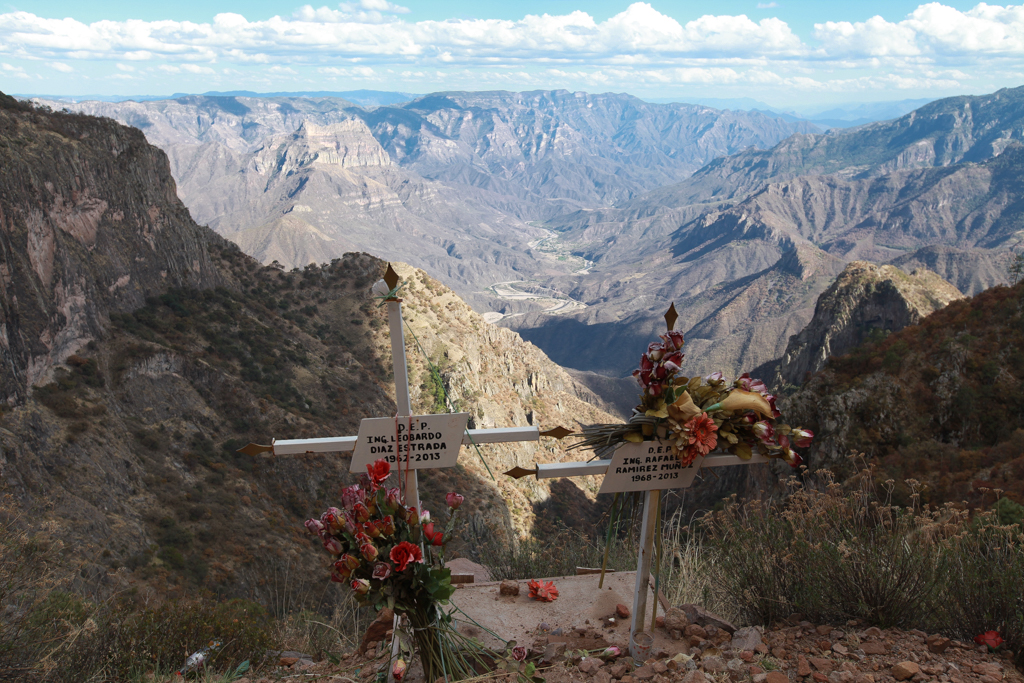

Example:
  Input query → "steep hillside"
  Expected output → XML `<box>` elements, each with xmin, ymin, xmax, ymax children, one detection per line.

<box><xmin>758</xmin><ymin>262</ymin><xmax>965</xmax><ymax>388</ymax></box>
<box><xmin>0</xmin><ymin>96</ymin><xmax>618</xmax><ymax>602</ymax></box>
<box><xmin>782</xmin><ymin>282</ymin><xmax>1024</xmax><ymax>508</ymax></box>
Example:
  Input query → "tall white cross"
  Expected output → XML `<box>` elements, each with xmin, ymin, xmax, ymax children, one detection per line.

<box><xmin>507</xmin><ymin>443</ymin><xmax>770</xmax><ymax>661</ymax></box>
<box><xmin>240</xmin><ymin>263</ymin><xmax>570</xmax><ymax>519</ymax></box>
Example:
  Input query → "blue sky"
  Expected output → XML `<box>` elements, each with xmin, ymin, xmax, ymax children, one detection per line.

<box><xmin>2</xmin><ymin>1</ymin><xmax>1023</xmax><ymax>106</ymax></box>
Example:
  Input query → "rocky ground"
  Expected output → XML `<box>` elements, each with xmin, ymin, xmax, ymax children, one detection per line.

<box><xmin>225</xmin><ymin>605</ymin><xmax>1020</xmax><ymax>683</ymax></box>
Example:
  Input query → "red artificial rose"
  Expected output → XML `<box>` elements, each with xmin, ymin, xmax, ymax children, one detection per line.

<box><xmin>360</xmin><ymin>542</ymin><xmax>379</xmax><ymax>562</ymax></box>
<box><xmin>352</xmin><ymin>503</ymin><xmax>370</xmax><ymax>524</ymax></box>
<box><xmin>372</xmin><ymin>561</ymin><xmax>392</xmax><ymax>580</ymax></box>
<box><xmin>389</xmin><ymin>541</ymin><xmax>424</xmax><ymax>572</ymax></box>
<box><xmin>974</xmin><ymin>631</ymin><xmax>1004</xmax><ymax>649</ymax></box>
<box><xmin>422</xmin><ymin>522</ymin><xmax>444</xmax><ymax>546</ymax></box>
<box><xmin>445</xmin><ymin>492</ymin><xmax>464</xmax><ymax>510</ymax></box>
<box><xmin>366</xmin><ymin>459</ymin><xmax>391</xmax><ymax>488</ymax></box>
<box><xmin>379</xmin><ymin>515</ymin><xmax>396</xmax><ymax>536</ymax></box>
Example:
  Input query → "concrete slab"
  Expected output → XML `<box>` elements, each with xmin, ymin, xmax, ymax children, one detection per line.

<box><xmin>449</xmin><ymin>571</ymin><xmax>683</xmax><ymax>655</ymax></box>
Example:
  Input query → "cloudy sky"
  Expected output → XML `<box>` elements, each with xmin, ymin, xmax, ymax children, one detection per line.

<box><xmin>2</xmin><ymin>0</ymin><xmax>1023</xmax><ymax>106</ymax></box>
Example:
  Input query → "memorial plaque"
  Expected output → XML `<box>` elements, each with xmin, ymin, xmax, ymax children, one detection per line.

<box><xmin>598</xmin><ymin>441</ymin><xmax>705</xmax><ymax>494</ymax></box>
<box><xmin>350</xmin><ymin>412</ymin><xmax>470</xmax><ymax>471</ymax></box>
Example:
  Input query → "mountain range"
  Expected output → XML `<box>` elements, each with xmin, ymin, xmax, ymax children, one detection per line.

<box><xmin>35</xmin><ymin>86</ymin><xmax>1024</xmax><ymax>391</ymax></box>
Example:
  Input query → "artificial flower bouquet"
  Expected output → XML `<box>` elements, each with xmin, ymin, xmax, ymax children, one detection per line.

<box><xmin>574</xmin><ymin>322</ymin><xmax>813</xmax><ymax>466</ymax></box>
<box><xmin>306</xmin><ymin>459</ymin><xmax>465</xmax><ymax>681</ymax></box>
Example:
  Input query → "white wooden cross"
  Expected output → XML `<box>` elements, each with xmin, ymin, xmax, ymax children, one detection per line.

<box><xmin>506</xmin><ymin>436</ymin><xmax>770</xmax><ymax>661</ymax></box>
<box><xmin>241</xmin><ymin>263</ymin><xmax>570</xmax><ymax>523</ymax></box>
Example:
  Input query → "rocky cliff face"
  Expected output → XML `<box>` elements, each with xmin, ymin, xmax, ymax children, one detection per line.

<box><xmin>763</xmin><ymin>262</ymin><xmax>965</xmax><ymax>388</ymax></box>
<box><xmin>0</xmin><ymin>98</ymin><xmax>618</xmax><ymax>601</ymax></box>
<box><xmin>0</xmin><ymin>96</ymin><xmax>222</xmax><ymax>405</ymax></box>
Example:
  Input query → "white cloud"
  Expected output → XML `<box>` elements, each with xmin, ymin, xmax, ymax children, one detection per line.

<box><xmin>1</xmin><ymin>61</ymin><xmax>28</xmax><ymax>78</ymax></box>
<box><xmin>757</xmin><ymin>2</ymin><xmax>778</xmax><ymax>8</ymax></box>
<box><xmin>48</xmin><ymin>61</ymin><xmax>73</xmax><ymax>72</ymax></box>
<box><xmin>814</xmin><ymin>3</ymin><xmax>1024</xmax><ymax>59</ymax></box>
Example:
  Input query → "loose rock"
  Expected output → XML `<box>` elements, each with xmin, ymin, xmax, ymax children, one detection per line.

<box><xmin>891</xmin><ymin>662</ymin><xmax>921</xmax><ymax>681</ymax></box>
<box><xmin>499</xmin><ymin>580</ymin><xmax>520</xmax><ymax>596</ymax></box>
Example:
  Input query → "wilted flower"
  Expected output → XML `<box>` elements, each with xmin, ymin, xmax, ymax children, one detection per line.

<box><xmin>736</xmin><ymin>373</ymin><xmax>769</xmax><ymax>395</ymax></box>
<box><xmin>338</xmin><ymin>554</ymin><xmax>360</xmax><ymax>572</ymax></box>
<box><xmin>321</xmin><ymin>534</ymin><xmax>343</xmax><ymax>555</ymax></box>
<box><xmin>352</xmin><ymin>503</ymin><xmax>370</xmax><ymax>524</ymax></box>
<box><xmin>511</xmin><ymin>646</ymin><xmax>527</xmax><ymax>662</ymax></box>
<box><xmin>334</xmin><ymin>555</ymin><xmax>359</xmax><ymax>580</ymax></box>
<box><xmin>445</xmin><ymin>492</ymin><xmax>464</xmax><ymax>510</ymax></box>
<box><xmin>751</xmin><ymin>420</ymin><xmax>775</xmax><ymax>444</ymax></box>
<box><xmin>372</xmin><ymin>562</ymin><xmax>392</xmax><ymax>580</ymax></box>
<box><xmin>330</xmin><ymin>568</ymin><xmax>347</xmax><ymax>583</ymax></box>
<box><xmin>389</xmin><ymin>541</ymin><xmax>424</xmax><ymax>572</ymax></box>
<box><xmin>598</xmin><ymin>646</ymin><xmax>620</xmax><ymax>659</ymax></box>
<box><xmin>392</xmin><ymin>659</ymin><xmax>408</xmax><ymax>681</ymax></box>
<box><xmin>704</xmin><ymin>371</ymin><xmax>724</xmax><ymax>383</ymax></box>
<box><xmin>304</xmin><ymin>519</ymin><xmax>325</xmax><ymax>536</ymax></box>
<box><xmin>405</xmin><ymin>506</ymin><xmax>419</xmax><ymax>525</ymax></box>
<box><xmin>718</xmin><ymin>389</ymin><xmax>773</xmax><ymax>419</ymax></box>
<box><xmin>366</xmin><ymin>459</ymin><xmax>391</xmax><ymax>489</ymax></box>
<box><xmin>660</xmin><ymin>330</ymin><xmax>685</xmax><ymax>352</ymax></box>
<box><xmin>351</xmin><ymin>578</ymin><xmax>370</xmax><ymax>595</ymax></box>
<box><xmin>790</xmin><ymin>427</ymin><xmax>814</xmax><ymax>448</ymax></box>
<box><xmin>341</xmin><ymin>484</ymin><xmax>365</xmax><ymax>510</ymax></box>
<box><xmin>320</xmin><ymin>507</ymin><xmax>345</xmax><ymax>534</ymax></box>
<box><xmin>385</xmin><ymin>488</ymin><xmax>402</xmax><ymax>511</ymax></box>
<box><xmin>378</xmin><ymin>515</ymin><xmax>396</xmax><ymax>536</ymax></box>
<box><xmin>360</xmin><ymin>542</ymin><xmax>379</xmax><ymax>562</ymax></box>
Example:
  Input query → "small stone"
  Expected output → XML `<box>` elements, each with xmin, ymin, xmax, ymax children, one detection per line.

<box><xmin>798</xmin><ymin>656</ymin><xmax>812</xmax><ymax>677</ymax></box>
<box><xmin>820</xmin><ymin>641</ymin><xmax>833</xmax><ymax>652</ymax></box>
<box><xmin>665</xmin><ymin>607</ymin><xmax>690</xmax><ymax>634</ymax></box>
<box><xmin>972</xmin><ymin>663</ymin><xmax>1002</xmax><ymax>677</ymax></box>
<box><xmin>817</xmin><ymin>626</ymin><xmax>835</xmax><ymax>636</ymax></box>
<box><xmin>684</xmin><ymin>671</ymin><xmax>706</xmax><ymax>683</ymax></box>
<box><xmin>702</xmin><ymin>657</ymin><xmax>727</xmax><ymax>674</ymax></box>
<box><xmin>680</xmin><ymin>604</ymin><xmax>738</xmax><ymax>634</ymax></box>
<box><xmin>861</xmin><ymin>642</ymin><xmax>887</xmax><ymax>656</ymax></box>
<box><xmin>732</xmin><ymin>627</ymin><xmax>763</xmax><ymax>652</ymax></box>
<box><xmin>767</xmin><ymin>671</ymin><xmax>791</xmax><ymax>683</ymax></box>
<box><xmin>580</xmin><ymin>657</ymin><xmax>604</xmax><ymax>674</ymax></box>
<box><xmin>622</xmin><ymin>676</ymin><xmax>637</xmax><ymax>683</ymax></box>
<box><xmin>756</xmin><ymin>644</ymin><xmax>770</xmax><ymax>655</ymax></box>
<box><xmin>892</xmin><ymin>662</ymin><xmax>921</xmax><ymax>681</ymax></box>
<box><xmin>979</xmin><ymin>676</ymin><xmax>1000</xmax><ymax>683</ymax></box>
<box><xmin>741</xmin><ymin>651</ymin><xmax>755</xmax><ymax>663</ymax></box>
<box><xmin>833</xmin><ymin>644</ymin><xmax>849</xmax><ymax>656</ymax></box>
<box><xmin>610</xmin><ymin>663</ymin><xmax>630</xmax><ymax>678</ymax></box>
<box><xmin>863</xmin><ymin>628</ymin><xmax>883</xmax><ymax>639</ymax></box>
<box><xmin>656</xmin><ymin>616</ymin><xmax>665</xmax><ymax>628</ymax></box>
<box><xmin>809</xmin><ymin>658</ymin><xmax>834</xmax><ymax>674</ymax></box>
<box><xmin>754</xmin><ymin>676</ymin><xmax>769</xmax><ymax>683</ymax></box>
<box><xmin>616</xmin><ymin>604</ymin><xmax>631</xmax><ymax>619</ymax></box>
<box><xmin>499</xmin><ymin>580</ymin><xmax>519</xmax><ymax>596</ymax></box>
<box><xmin>541</xmin><ymin>642</ymin><xmax>567</xmax><ymax>666</ymax></box>
<box><xmin>926</xmin><ymin>636</ymin><xmax>950</xmax><ymax>655</ymax></box>
<box><xmin>633</xmin><ymin>665</ymin><xmax>656</xmax><ymax>680</ymax></box>
<box><xmin>359</xmin><ymin>608</ymin><xmax>394</xmax><ymax>654</ymax></box>
<box><xmin>854</xmin><ymin>675</ymin><xmax>875</xmax><ymax>683</ymax></box>
<box><xmin>595</xmin><ymin>671</ymin><xmax>613</xmax><ymax>683</ymax></box>
<box><xmin>772</xmin><ymin>647</ymin><xmax>789</xmax><ymax>660</ymax></box>
<box><xmin>750</xmin><ymin>666</ymin><xmax>766</xmax><ymax>675</ymax></box>
<box><xmin>812</xmin><ymin>674</ymin><xmax>828</xmax><ymax>683</ymax></box>
<box><xmin>686</xmin><ymin>625</ymin><xmax>709</xmax><ymax>639</ymax></box>
<box><xmin>653</xmin><ymin>662</ymin><xmax>668</xmax><ymax>674</ymax></box>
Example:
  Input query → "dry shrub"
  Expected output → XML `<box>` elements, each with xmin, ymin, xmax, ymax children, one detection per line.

<box><xmin>479</xmin><ymin>524</ymin><xmax>637</xmax><ymax>581</ymax></box>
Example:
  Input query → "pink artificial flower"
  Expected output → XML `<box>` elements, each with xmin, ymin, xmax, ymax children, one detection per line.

<box><xmin>321</xmin><ymin>534</ymin><xmax>343</xmax><ymax>555</ymax></box>
<box><xmin>392</xmin><ymin>659</ymin><xmax>407</xmax><ymax>682</ymax></box>
<box><xmin>446</xmin><ymin>492</ymin><xmax>464</xmax><ymax>510</ymax></box>
<box><xmin>661</xmin><ymin>330</ymin><xmax>685</xmax><ymax>352</ymax></box>
<box><xmin>704</xmin><ymin>371</ymin><xmax>724</xmax><ymax>383</ymax></box>
<box><xmin>341</xmin><ymin>484</ymin><xmax>365</xmax><ymax>510</ymax></box>
<box><xmin>304</xmin><ymin>519</ymin><xmax>325</xmax><ymax>536</ymax></box>
<box><xmin>752</xmin><ymin>421</ymin><xmax>775</xmax><ymax>444</ymax></box>
<box><xmin>320</xmin><ymin>507</ymin><xmax>345</xmax><ymax>534</ymax></box>
<box><xmin>511</xmin><ymin>646</ymin><xmax>527</xmax><ymax>662</ymax></box>
<box><xmin>352</xmin><ymin>503</ymin><xmax>370</xmax><ymax>524</ymax></box>
<box><xmin>372</xmin><ymin>562</ymin><xmax>392</xmax><ymax>580</ymax></box>
<box><xmin>360</xmin><ymin>542</ymin><xmax>379</xmax><ymax>562</ymax></box>
<box><xmin>681</xmin><ymin>412</ymin><xmax>718</xmax><ymax>465</ymax></box>
<box><xmin>385</xmin><ymin>488</ymin><xmax>402</xmax><ymax>511</ymax></box>
<box><xmin>790</xmin><ymin>428</ymin><xmax>814</xmax><ymax>448</ymax></box>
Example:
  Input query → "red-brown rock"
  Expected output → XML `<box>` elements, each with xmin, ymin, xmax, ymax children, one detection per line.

<box><xmin>499</xmin><ymin>580</ymin><xmax>520</xmax><ymax>596</ymax></box>
<box><xmin>359</xmin><ymin>608</ymin><xmax>394</xmax><ymax>654</ymax></box>
<box><xmin>616</xmin><ymin>604</ymin><xmax>630</xmax><ymax>619</ymax></box>
<box><xmin>891</xmin><ymin>662</ymin><xmax>920</xmax><ymax>681</ymax></box>
<box><xmin>861</xmin><ymin>642</ymin><xmax>887</xmax><ymax>655</ymax></box>
<box><xmin>798</xmin><ymin>656</ymin><xmax>812</xmax><ymax>677</ymax></box>
<box><xmin>766</xmin><ymin>671</ymin><xmax>791</xmax><ymax>683</ymax></box>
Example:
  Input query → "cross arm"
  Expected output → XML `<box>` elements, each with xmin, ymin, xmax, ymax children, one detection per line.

<box><xmin>504</xmin><ymin>451</ymin><xmax>773</xmax><ymax>480</ymax></box>
<box><xmin>238</xmin><ymin>425</ymin><xmax>566</xmax><ymax>456</ymax></box>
